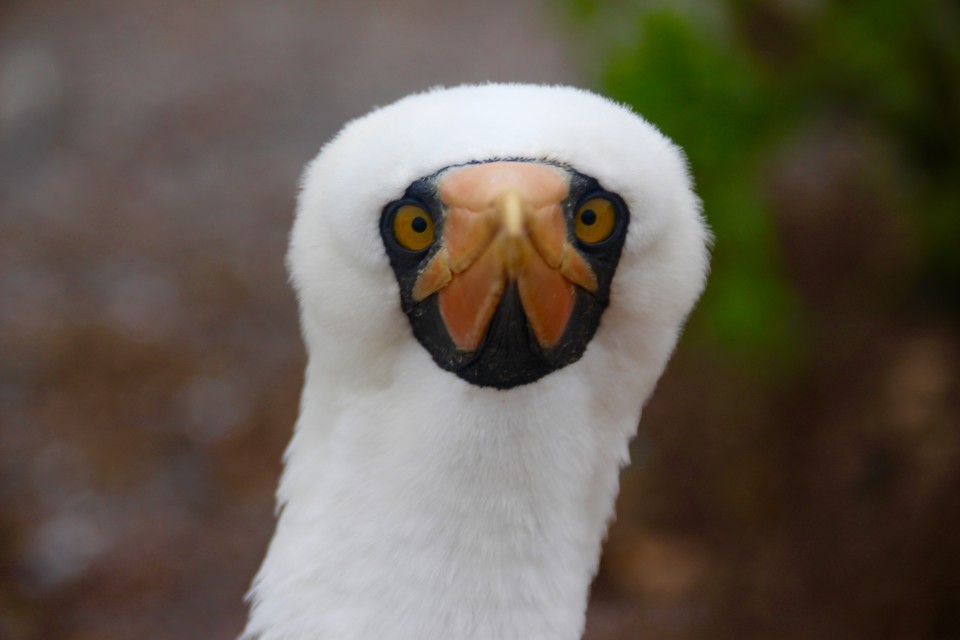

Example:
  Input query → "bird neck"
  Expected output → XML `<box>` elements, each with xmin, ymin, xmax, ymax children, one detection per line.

<box><xmin>243</xmin><ymin>353</ymin><xmax>641</xmax><ymax>640</ymax></box>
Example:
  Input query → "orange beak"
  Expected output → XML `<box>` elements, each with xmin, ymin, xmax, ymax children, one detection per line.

<box><xmin>412</xmin><ymin>162</ymin><xmax>598</xmax><ymax>352</ymax></box>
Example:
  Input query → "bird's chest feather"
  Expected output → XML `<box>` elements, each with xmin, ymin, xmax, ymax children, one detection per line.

<box><xmin>248</xmin><ymin>371</ymin><xmax>629</xmax><ymax>640</ymax></box>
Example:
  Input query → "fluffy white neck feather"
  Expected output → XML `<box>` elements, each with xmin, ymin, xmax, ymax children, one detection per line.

<box><xmin>245</xmin><ymin>323</ymin><xmax>677</xmax><ymax>640</ymax></box>
<box><xmin>242</xmin><ymin>84</ymin><xmax>710</xmax><ymax>640</ymax></box>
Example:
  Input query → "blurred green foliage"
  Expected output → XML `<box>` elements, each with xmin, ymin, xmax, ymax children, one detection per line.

<box><xmin>564</xmin><ymin>0</ymin><xmax>960</xmax><ymax>363</ymax></box>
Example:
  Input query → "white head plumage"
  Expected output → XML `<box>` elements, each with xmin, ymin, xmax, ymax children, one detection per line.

<box><xmin>243</xmin><ymin>83</ymin><xmax>710</xmax><ymax>640</ymax></box>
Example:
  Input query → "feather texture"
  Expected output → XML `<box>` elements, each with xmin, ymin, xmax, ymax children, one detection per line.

<box><xmin>242</xmin><ymin>83</ymin><xmax>710</xmax><ymax>640</ymax></box>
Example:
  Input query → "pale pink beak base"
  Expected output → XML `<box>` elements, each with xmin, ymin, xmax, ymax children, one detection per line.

<box><xmin>412</xmin><ymin>162</ymin><xmax>598</xmax><ymax>352</ymax></box>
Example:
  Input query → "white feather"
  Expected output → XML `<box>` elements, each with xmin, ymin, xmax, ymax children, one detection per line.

<box><xmin>242</xmin><ymin>83</ymin><xmax>710</xmax><ymax>640</ymax></box>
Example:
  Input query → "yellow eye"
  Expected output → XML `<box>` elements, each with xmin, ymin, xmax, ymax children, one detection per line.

<box><xmin>574</xmin><ymin>197</ymin><xmax>617</xmax><ymax>245</ymax></box>
<box><xmin>392</xmin><ymin>204</ymin><xmax>435</xmax><ymax>252</ymax></box>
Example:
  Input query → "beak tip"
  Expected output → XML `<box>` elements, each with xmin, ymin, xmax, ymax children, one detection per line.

<box><xmin>497</xmin><ymin>189</ymin><xmax>525</xmax><ymax>238</ymax></box>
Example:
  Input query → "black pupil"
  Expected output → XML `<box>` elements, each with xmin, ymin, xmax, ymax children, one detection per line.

<box><xmin>580</xmin><ymin>209</ymin><xmax>597</xmax><ymax>226</ymax></box>
<box><xmin>411</xmin><ymin>216</ymin><xmax>428</xmax><ymax>233</ymax></box>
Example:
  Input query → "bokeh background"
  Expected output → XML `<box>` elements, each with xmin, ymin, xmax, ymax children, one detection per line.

<box><xmin>1</xmin><ymin>1</ymin><xmax>958</xmax><ymax>638</ymax></box>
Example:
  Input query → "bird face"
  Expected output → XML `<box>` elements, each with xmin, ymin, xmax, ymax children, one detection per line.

<box><xmin>380</xmin><ymin>160</ymin><xmax>629</xmax><ymax>389</ymax></box>
<box><xmin>288</xmin><ymin>85</ymin><xmax>710</xmax><ymax>399</ymax></box>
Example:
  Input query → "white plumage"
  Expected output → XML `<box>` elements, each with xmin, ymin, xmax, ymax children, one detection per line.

<box><xmin>242</xmin><ymin>83</ymin><xmax>710</xmax><ymax>640</ymax></box>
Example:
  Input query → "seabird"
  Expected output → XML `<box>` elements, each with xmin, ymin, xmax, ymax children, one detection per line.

<box><xmin>242</xmin><ymin>83</ymin><xmax>710</xmax><ymax>640</ymax></box>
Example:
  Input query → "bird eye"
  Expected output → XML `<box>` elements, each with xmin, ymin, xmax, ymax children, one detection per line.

<box><xmin>574</xmin><ymin>197</ymin><xmax>617</xmax><ymax>245</ymax></box>
<box><xmin>391</xmin><ymin>204</ymin><xmax>435</xmax><ymax>252</ymax></box>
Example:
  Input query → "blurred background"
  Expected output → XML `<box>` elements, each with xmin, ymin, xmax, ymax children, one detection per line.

<box><xmin>1</xmin><ymin>0</ymin><xmax>958</xmax><ymax>638</ymax></box>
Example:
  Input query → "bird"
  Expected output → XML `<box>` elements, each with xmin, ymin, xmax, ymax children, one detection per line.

<box><xmin>241</xmin><ymin>83</ymin><xmax>710</xmax><ymax>640</ymax></box>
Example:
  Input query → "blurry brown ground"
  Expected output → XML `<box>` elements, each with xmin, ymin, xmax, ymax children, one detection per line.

<box><xmin>1</xmin><ymin>2</ymin><xmax>958</xmax><ymax>640</ymax></box>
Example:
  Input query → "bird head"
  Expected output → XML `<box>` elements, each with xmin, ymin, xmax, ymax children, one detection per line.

<box><xmin>288</xmin><ymin>84</ymin><xmax>709</xmax><ymax>393</ymax></box>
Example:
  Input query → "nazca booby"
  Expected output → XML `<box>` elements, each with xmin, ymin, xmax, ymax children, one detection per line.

<box><xmin>242</xmin><ymin>83</ymin><xmax>710</xmax><ymax>640</ymax></box>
